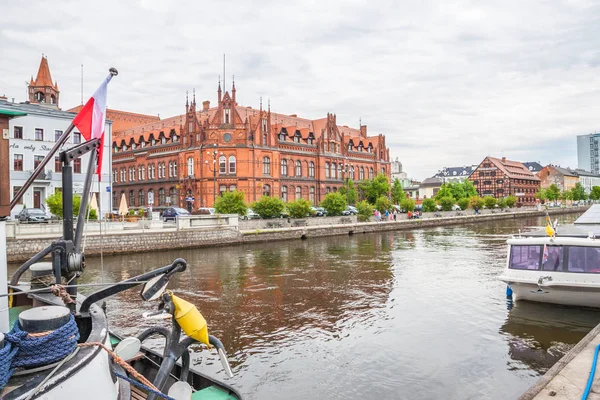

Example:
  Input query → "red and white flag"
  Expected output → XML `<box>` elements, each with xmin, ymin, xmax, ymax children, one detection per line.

<box><xmin>72</xmin><ymin>72</ymin><xmax>115</xmax><ymax>179</ymax></box>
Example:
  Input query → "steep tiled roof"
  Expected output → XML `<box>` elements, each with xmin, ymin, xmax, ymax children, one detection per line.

<box><xmin>68</xmin><ymin>105</ymin><xmax>160</xmax><ymax>133</ymax></box>
<box><xmin>33</xmin><ymin>57</ymin><xmax>57</xmax><ymax>89</ymax></box>
<box><xmin>434</xmin><ymin>165</ymin><xmax>475</xmax><ymax>178</ymax></box>
<box><xmin>488</xmin><ymin>157</ymin><xmax>541</xmax><ymax>181</ymax></box>
<box><xmin>523</xmin><ymin>162</ymin><xmax>543</xmax><ymax>173</ymax></box>
<box><xmin>420</xmin><ymin>177</ymin><xmax>444</xmax><ymax>186</ymax></box>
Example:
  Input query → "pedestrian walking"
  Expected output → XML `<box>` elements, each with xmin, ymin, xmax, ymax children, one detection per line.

<box><xmin>393</xmin><ymin>210</ymin><xmax>397</xmax><ymax>221</ymax></box>
<box><xmin>474</xmin><ymin>206</ymin><xmax>479</xmax><ymax>215</ymax></box>
<box><xmin>385</xmin><ymin>209</ymin><xmax>390</xmax><ymax>220</ymax></box>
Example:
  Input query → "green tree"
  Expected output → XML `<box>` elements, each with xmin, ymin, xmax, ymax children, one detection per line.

<box><xmin>546</xmin><ymin>184</ymin><xmax>561</xmax><ymax>202</ymax></box>
<box><xmin>570</xmin><ymin>182</ymin><xmax>587</xmax><ymax>201</ymax></box>
<box><xmin>439</xmin><ymin>196</ymin><xmax>455</xmax><ymax>211</ymax></box>
<box><xmin>457</xmin><ymin>198</ymin><xmax>469</xmax><ymax>210</ymax></box>
<box><xmin>447</xmin><ymin>182</ymin><xmax>466</xmax><ymax>201</ymax></box>
<box><xmin>286</xmin><ymin>198</ymin><xmax>313</xmax><ymax>218</ymax></box>
<box><xmin>469</xmin><ymin>196</ymin><xmax>484</xmax><ymax>210</ymax></box>
<box><xmin>483</xmin><ymin>196</ymin><xmax>497</xmax><ymax>209</ymax></box>
<box><xmin>214</xmin><ymin>191</ymin><xmax>247</xmax><ymax>216</ymax></box>
<box><xmin>590</xmin><ymin>186</ymin><xmax>600</xmax><ymax>201</ymax></box>
<box><xmin>374</xmin><ymin>196</ymin><xmax>391</xmax><ymax>213</ymax></box>
<box><xmin>356</xmin><ymin>200</ymin><xmax>374</xmax><ymax>222</ymax></box>
<box><xmin>400</xmin><ymin>197</ymin><xmax>415</xmax><ymax>212</ymax></box>
<box><xmin>497</xmin><ymin>198</ymin><xmax>507</xmax><ymax>209</ymax></box>
<box><xmin>44</xmin><ymin>192</ymin><xmax>95</xmax><ymax>218</ymax></box>
<box><xmin>559</xmin><ymin>190</ymin><xmax>572</xmax><ymax>203</ymax></box>
<box><xmin>422</xmin><ymin>198</ymin><xmax>437</xmax><ymax>212</ymax></box>
<box><xmin>251</xmin><ymin>196</ymin><xmax>285</xmax><ymax>219</ymax></box>
<box><xmin>535</xmin><ymin>188</ymin><xmax>547</xmax><ymax>202</ymax></box>
<box><xmin>391</xmin><ymin>179</ymin><xmax>405</xmax><ymax>204</ymax></box>
<box><xmin>435</xmin><ymin>184</ymin><xmax>453</xmax><ymax>201</ymax></box>
<box><xmin>462</xmin><ymin>180</ymin><xmax>478</xmax><ymax>198</ymax></box>
<box><xmin>359</xmin><ymin>173</ymin><xmax>390</xmax><ymax>204</ymax></box>
<box><xmin>346</xmin><ymin>179</ymin><xmax>358</xmax><ymax>206</ymax></box>
<box><xmin>320</xmin><ymin>192</ymin><xmax>347</xmax><ymax>216</ymax></box>
<box><xmin>505</xmin><ymin>195</ymin><xmax>517</xmax><ymax>208</ymax></box>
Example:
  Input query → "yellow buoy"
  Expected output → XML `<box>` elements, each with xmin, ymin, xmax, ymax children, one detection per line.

<box><xmin>170</xmin><ymin>293</ymin><xmax>210</xmax><ymax>346</ymax></box>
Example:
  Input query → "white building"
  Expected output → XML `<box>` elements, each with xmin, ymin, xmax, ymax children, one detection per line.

<box><xmin>577</xmin><ymin>132</ymin><xmax>600</xmax><ymax>174</ymax></box>
<box><xmin>433</xmin><ymin>165</ymin><xmax>476</xmax><ymax>183</ymax></box>
<box><xmin>573</xmin><ymin>169</ymin><xmax>600</xmax><ymax>194</ymax></box>
<box><xmin>2</xmin><ymin>99</ymin><xmax>112</xmax><ymax>218</ymax></box>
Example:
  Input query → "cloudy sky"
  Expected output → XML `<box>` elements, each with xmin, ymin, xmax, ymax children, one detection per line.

<box><xmin>1</xmin><ymin>0</ymin><xmax>599</xmax><ymax>179</ymax></box>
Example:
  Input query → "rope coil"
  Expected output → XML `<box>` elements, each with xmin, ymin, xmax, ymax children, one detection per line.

<box><xmin>0</xmin><ymin>314</ymin><xmax>79</xmax><ymax>389</ymax></box>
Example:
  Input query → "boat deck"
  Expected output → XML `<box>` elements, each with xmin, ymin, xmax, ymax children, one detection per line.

<box><xmin>521</xmin><ymin>322</ymin><xmax>600</xmax><ymax>399</ymax></box>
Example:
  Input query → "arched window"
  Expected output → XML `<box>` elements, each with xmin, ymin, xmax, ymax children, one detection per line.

<box><xmin>159</xmin><ymin>188</ymin><xmax>166</xmax><ymax>206</ymax></box>
<box><xmin>325</xmin><ymin>162</ymin><xmax>330</xmax><ymax>179</ymax></box>
<box><xmin>263</xmin><ymin>184</ymin><xmax>271</xmax><ymax>197</ymax></box>
<box><xmin>309</xmin><ymin>162</ymin><xmax>315</xmax><ymax>178</ymax></box>
<box><xmin>129</xmin><ymin>190</ymin><xmax>135</xmax><ymax>207</ymax></box>
<box><xmin>219</xmin><ymin>156</ymin><xmax>226</xmax><ymax>174</ymax></box>
<box><xmin>169</xmin><ymin>187</ymin><xmax>177</xmax><ymax>206</ymax></box>
<box><xmin>309</xmin><ymin>187</ymin><xmax>315</xmax><ymax>204</ymax></box>
<box><xmin>369</xmin><ymin>167</ymin><xmax>374</xmax><ymax>180</ymax></box>
<box><xmin>281</xmin><ymin>159</ymin><xmax>288</xmax><ymax>176</ymax></box>
<box><xmin>219</xmin><ymin>185</ymin><xmax>227</xmax><ymax>195</ymax></box>
<box><xmin>141</xmin><ymin>165</ymin><xmax>145</xmax><ymax>180</ymax></box>
<box><xmin>187</xmin><ymin>157</ymin><xmax>194</xmax><ymax>177</ymax></box>
<box><xmin>168</xmin><ymin>162</ymin><xmax>173</xmax><ymax>177</ymax></box>
<box><xmin>332</xmin><ymin>163</ymin><xmax>337</xmax><ymax>179</ymax></box>
<box><xmin>295</xmin><ymin>160</ymin><xmax>302</xmax><ymax>177</ymax></box>
<box><xmin>351</xmin><ymin>166</ymin><xmax>355</xmax><ymax>180</ymax></box>
<box><xmin>381</xmin><ymin>167</ymin><xmax>385</xmax><ymax>175</ymax></box>
<box><xmin>113</xmin><ymin>169</ymin><xmax>118</xmax><ymax>182</ymax></box>
<box><xmin>173</xmin><ymin>161</ymin><xmax>177</xmax><ymax>177</ymax></box>
<box><xmin>281</xmin><ymin>186</ymin><xmax>288</xmax><ymax>201</ymax></box>
<box><xmin>360</xmin><ymin>167</ymin><xmax>365</xmax><ymax>180</ymax></box>
<box><xmin>148</xmin><ymin>189</ymin><xmax>154</xmax><ymax>206</ymax></box>
<box><xmin>139</xmin><ymin>190</ymin><xmax>145</xmax><ymax>206</ymax></box>
<box><xmin>295</xmin><ymin>186</ymin><xmax>301</xmax><ymax>199</ymax></box>
<box><xmin>229</xmin><ymin>156</ymin><xmax>236</xmax><ymax>174</ymax></box>
<box><xmin>263</xmin><ymin>157</ymin><xmax>271</xmax><ymax>175</ymax></box>
<box><xmin>138</xmin><ymin>166</ymin><xmax>142</xmax><ymax>181</ymax></box>
<box><xmin>229</xmin><ymin>184</ymin><xmax>237</xmax><ymax>192</ymax></box>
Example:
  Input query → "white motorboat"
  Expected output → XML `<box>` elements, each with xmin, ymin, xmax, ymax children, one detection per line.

<box><xmin>499</xmin><ymin>205</ymin><xmax>600</xmax><ymax>308</ymax></box>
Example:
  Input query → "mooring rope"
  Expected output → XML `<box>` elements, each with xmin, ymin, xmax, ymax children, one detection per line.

<box><xmin>0</xmin><ymin>314</ymin><xmax>79</xmax><ymax>389</ymax></box>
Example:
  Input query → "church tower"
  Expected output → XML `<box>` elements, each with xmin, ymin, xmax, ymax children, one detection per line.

<box><xmin>28</xmin><ymin>55</ymin><xmax>60</xmax><ymax>108</ymax></box>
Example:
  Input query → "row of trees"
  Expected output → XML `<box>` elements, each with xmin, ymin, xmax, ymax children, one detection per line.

<box><xmin>536</xmin><ymin>183</ymin><xmax>599</xmax><ymax>202</ymax></box>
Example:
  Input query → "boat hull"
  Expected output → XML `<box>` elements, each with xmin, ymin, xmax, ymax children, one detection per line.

<box><xmin>507</xmin><ymin>282</ymin><xmax>600</xmax><ymax>308</ymax></box>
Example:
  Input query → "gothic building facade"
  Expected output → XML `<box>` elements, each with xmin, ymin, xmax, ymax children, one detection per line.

<box><xmin>111</xmin><ymin>83</ymin><xmax>391</xmax><ymax>210</ymax></box>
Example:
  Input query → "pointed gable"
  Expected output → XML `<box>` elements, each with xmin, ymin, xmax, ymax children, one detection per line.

<box><xmin>33</xmin><ymin>56</ymin><xmax>56</xmax><ymax>88</ymax></box>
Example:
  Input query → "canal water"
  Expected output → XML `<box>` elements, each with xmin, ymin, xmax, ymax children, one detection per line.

<box><xmin>44</xmin><ymin>214</ymin><xmax>600</xmax><ymax>398</ymax></box>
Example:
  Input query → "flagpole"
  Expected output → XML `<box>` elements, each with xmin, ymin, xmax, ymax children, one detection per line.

<box><xmin>74</xmin><ymin>147</ymin><xmax>97</xmax><ymax>252</ymax></box>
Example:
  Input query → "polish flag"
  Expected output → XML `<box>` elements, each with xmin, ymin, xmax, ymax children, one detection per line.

<box><xmin>72</xmin><ymin>70</ymin><xmax>117</xmax><ymax>178</ymax></box>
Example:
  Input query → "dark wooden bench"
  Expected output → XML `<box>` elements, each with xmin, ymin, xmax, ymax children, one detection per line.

<box><xmin>266</xmin><ymin>221</ymin><xmax>283</xmax><ymax>228</ymax></box>
<box><xmin>340</xmin><ymin>217</ymin><xmax>353</xmax><ymax>224</ymax></box>
<box><xmin>434</xmin><ymin>212</ymin><xmax>442</xmax><ymax>217</ymax></box>
<box><xmin>292</xmin><ymin>219</ymin><xmax>307</xmax><ymax>227</ymax></box>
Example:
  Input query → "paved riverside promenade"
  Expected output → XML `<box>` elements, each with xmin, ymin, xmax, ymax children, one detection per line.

<box><xmin>521</xmin><ymin>322</ymin><xmax>600</xmax><ymax>400</ymax></box>
<box><xmin>5</xmin><ymin>205</ymin><xmax>589</xmax><ymax>263</ymax></box>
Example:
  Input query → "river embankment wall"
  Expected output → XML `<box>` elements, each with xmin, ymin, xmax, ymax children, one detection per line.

<box><xmin>5</xmin><ymin>207</ymin><xmax>587</xmax><ymax>263</ymax></box>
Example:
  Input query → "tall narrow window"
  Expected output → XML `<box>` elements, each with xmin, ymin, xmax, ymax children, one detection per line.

<box><xmin>13</xmin><ymin>186</ymin><xmax>23</xmax><ymax>204</ymax></box>
<box><xmin>34</xmin><ymin>155</ymin><xmax>44</xmax><ymax>169</ymax></box>
<box><xmin>229</xmin><ymin>156</ymin><xmax>236</xmax><ymax>174</ymax></box>
<box><xmin>35</xmin><ymin>128</ymin><xmax>44</xmax><ymax>141</ymax></box>
<box><xmin>187</xmin><ymin>157</ymin><xmax>194</xmax><ymax>176</ymax></box>
<box><xmin>325</xmin><ymin>162</ymin><xmax>330</xmax><ymax>179</ymax></box>
<box><xmin>169</xmin><ymin>187</ymin><xmax>177</xmax><ymax>205</ymax></box>
<box><xmin>360</xmin><ymin>167</ymin><xmax>365</xmax><ymax>180</ymax></box>
<box><xmin>369</xmin><ymin>167</ymin><xmax>374</xmax><ymax>180</ymax></box>
<box><xmin>263</xmin><ymin>132</ymin><xmax>267</xmax><ymax>145</ymax></box>
<box><xmin>139</xmin><ymin>190</ymin><xmax>145</xmax><ymax>206</ymax></box>
<box><xmin>74</xmin><ymin>159</ymin><xmax>81</xmax><ymax>174</ymax></box>
<box><xmin>219</xmin><ymin>156</ymin><xmax>227</xmax><ymax>174</ymax></box>
<box><xmin>129</xmin><ymin>191</ymin><xmax>135</xmax><ymax>207</ymax></box>
<box><xmin>55</xmin><ymin>130</ymin><xmax>63</xmax><ymax>142</ymax></box>
<box><xmin>159</xmin><ymin>188</ymin><xmax>166</xmax><ymax>206</ymax></box>
<box><xmin>73</xmin><ymin>132</ymin><xmax>81</xmax><ymax>144</ymax></box>
<box><xmin>309</xmin><ymin>162</ymin><xmax>315</xmax><ymax>178</ymax></box>
<box><xmin>224</xmin><ymin>108</ymin><xmax>230</xmax><ymax>124</ymax></box>
<box><xmin>351</xmin><ymin>166</ymin><xmax>355</xmax><ymax>180</ymax></box>
<box><xmin>219</xmin><ymin>185</ymin><xmax>227</xmax><ymax>195</ymax></box>
<box><xmin>173</xmin><ymin>162</ymin><xmax>177</xmax><ymax>177</ymax></box>
<box><xmin>332</xmin><ymin>163</ymin><xmax>337</xmax><ymax>179</ymax></box>
<box><xmin>263</xmin><ymin>184</ymin><xmax>271</xmax><ymax>196</ymax></box>
<box><xmin>13</xmin><ymin>126</ymin><xmax>23</xmax><ymax>139</ymax></box>
<box><xmin>310</xmin><ymin>187</ymin><xmax>315</xmax><ymax>204</ymax></box>
<box><xmin>13</xmin><ymin>154</ymin><xmax>23</xmax><ymax>171</ymax></box>
<box><xmin>263</xmin><ymin>157</ymin><xmax>271</xmax><ymax>175</ymax></box>
<box><xmin>295</xmin><ymin>160</ymin><xmax>302</xmax><ymax>177</ymax></box>
<box><xmin>55</xmin><ymin>157</ymin><xmax>62</xmax><ymax>173</ymax></box>
<box><xmin>295</xmin><ymin>186</ymin><xmax>301</xmax><ymax>199</ymax></box>
<box><xmin>281</xmin><ymin>159</ymin><xmax>288</xmax><ymax>176</ymax></box>
<box><xmin>281</xmin><ymin>186</ymin><xmax>288</xmax><ymax>201</ymax></box>
<box><xmin>338</xmin><ymin>164</ymin><xmax>343</xmax><ymax>180</ymax></box>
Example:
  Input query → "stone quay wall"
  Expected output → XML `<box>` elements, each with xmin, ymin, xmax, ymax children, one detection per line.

<box><xmin>6</xmin><ymin>207</ymin><xmax>587</xmax><ymax>263</ymax></box>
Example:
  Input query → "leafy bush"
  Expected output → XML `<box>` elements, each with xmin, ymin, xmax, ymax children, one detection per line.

<box><xmin>483</xmin><ymin>196</ymin><xmax>497</xmax><ymax>209</ymax></box>
<box><xmin>422</xmin><ymin>198</ymin><xmax>437</xmax><ymax>212</ymax></box>
<box><xmin>438</xmin><ymin>196</ymin><xmax>455</xmax><ymax>211</ymax></box>
<box><xmin>497</xmin><ymin>198</ymin><xmax>507</xmax><ymax>209</ymax></box>
<box><xmin>469</xmin><ymin>196</ymin><xmax>484</xmax><ymax>210</ymax></box>
<box><xmin>391</xmin><ymin>179</ymin><xmax>405</xmax><ymax>205</ymax></box>
<box><xmin>356</xmin><ymin>200</ymin><xmax>374</xmax><ymax>222</ymax></box>
<box><xmin>359</xmin><ymin>173</ymin><xmax>390</xmax><ymax>204</ymax></box>
<box><xmin>375</xmin><ymin>196</ymin><xmax>390</xmax><ymax>213</ymax></box>
<box><xmin>138</xmin><ymin>207</ymin><xmax>145</xmax><ymax>216</ymax></box>
<box><xmin>88</xmin><ymin>208</ymin><xmax>98</xmax><ymax>220</ymax></box>
<box><xmin>400</xmin><ymin>197</ymin><xmax>415</xmax><ymax>212</ymax></box>
<box><xmin>215</xmin><ymin>191</ymin><xmax>247</xmax><ymax>216</ymax></box>
<box><xmin>320</xmin><ymin>192</ymin><xmax>346</xmax><ymax>216</ymax></box>
<box><xmin>287</xmin><ymin>198</ymin><xmax>313</xmax><ymax>218</ymax></box>
<box><xmin>457</xmin><ymin>198</ymin><xmax>469</xmax><ymax>210</ymax></box>
<box><xmin>591</xmin><ymin>186</ymin><xmax>600</xmax><ymax>201</ymax></box>
<box><xmin>251</xmin><ymin>196</ymin><xmax>285</xmax><ymax>219</ymax></box>
<box><xmin>45</xmin><ymin>192</ymin><xmax>98</xmax><ymax>219</ymax></box>
<box><xmin>505</xmin><ymin>195</ymin><xmax>517</xmax><ymax>208</ymax></box>
<box><xmin>128</xmin><ymin>208</ymin><xmax>136</xmax><ymax>216</ymax></box>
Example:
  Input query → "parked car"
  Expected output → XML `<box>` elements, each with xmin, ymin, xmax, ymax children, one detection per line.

<box><xmin>162</xmin><ymin>207</ymin><xmax>191</xmax><ymax>222</ymax></box>
<box><xmin>342</xmin><ymin>206</ymin><xmax>358</xmax><ymax>216</ymax></box>
<box><xmin>241</xmin><ymin>209</ymin><xmax>260</xmax><ymax>220</ymax></box>
<box><xmin>452</xmin><ymin>204</ymin><xmax>461</xmax><ymax>211</ymax></box>
<box><xmin>312</xmin><ymin>207</ymin><xmax>328</xmax><ymax>217</ymax></box>
<box><xmin>197</xmin><ymin>207</ymin><xmax>215</xmax><ymax>215</ymax></box>
<box><xmin>18</xmin><ymin>208</ymin><xmax>49</xmax><ymax>223</ymax></box>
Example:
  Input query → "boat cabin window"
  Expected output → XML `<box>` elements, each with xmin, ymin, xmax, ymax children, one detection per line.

<box><xmin>542</xmin><ymin>246</ymin><xmax>563</xmax><ymax>271</ymax></box>
<box><xmin>509</xmin><ymin>245</ymin><xmax>541</xmax><ymax>270</ymax></box>
<box><xmin>567</xmin><ymin>246</ymin><xmax>600</xmax><ymax>273</ymax></box>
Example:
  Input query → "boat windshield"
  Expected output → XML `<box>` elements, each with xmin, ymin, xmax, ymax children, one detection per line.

<box><xmin>509</xmin><ymin>244</ymin><xmax>600</xmax><ymax>273</ymax></box>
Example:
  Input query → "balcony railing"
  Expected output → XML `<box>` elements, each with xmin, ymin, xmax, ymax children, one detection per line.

<box><xmin>29</xmin><ymin>170</ymin><xmax>52</xmax><ymax>180</ymax></box>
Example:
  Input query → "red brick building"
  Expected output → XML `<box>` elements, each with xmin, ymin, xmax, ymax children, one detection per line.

<box><xmin>111</xmin><ymin>83</ymin><xmax>390</xmax><ymax>210</ymax></box>
<box><xmin>468</xmin><ymin>156</ymin><xmax>540</xmax><ymax>205</ymax></box>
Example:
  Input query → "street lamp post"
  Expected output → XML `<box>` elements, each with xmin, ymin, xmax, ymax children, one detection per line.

<box><xmin>205</xmin><ymin>146</ymin><xmax>222</xmax><ymax>205</ymax></box>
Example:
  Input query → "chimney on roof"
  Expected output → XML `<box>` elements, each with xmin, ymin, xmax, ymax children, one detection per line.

<box><xmin>501</xmin><ymin>157</ymin><xmax>506</xmax><ymax>163</ymax></box>
<box><xmin>203</xmin><ymin>100</ymin><xmax>210</xmax><ymax>112</ymax></box>
<box><xmin>290</xmin><ymin>114</ymin><xmax>297</xmax><ymax>117</ymax></box>
<box><xmin>360</xmin><ymin>125</ymin><xmax>367</xmax><ymax>137</ymax></box>
<box><xmin>0</xmin><ymin>94</ymin><xmax>6</xmax><ymax>100</ymax></box>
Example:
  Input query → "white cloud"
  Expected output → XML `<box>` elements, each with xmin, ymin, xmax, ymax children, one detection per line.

<box><xmin>1</xmin><ymin>0</ymin><xmax>599</xmax><ymax>179</ymax></box>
